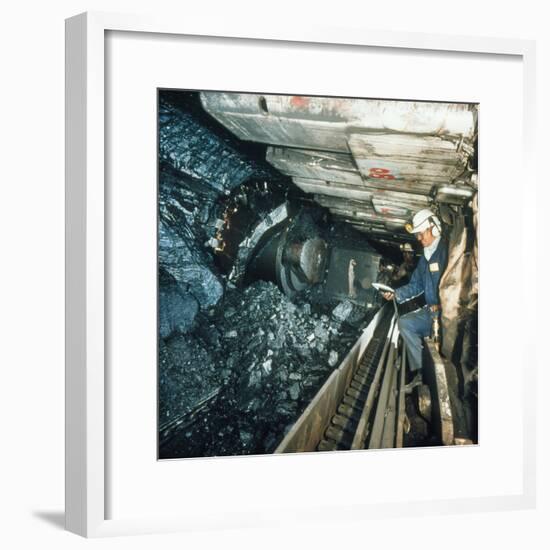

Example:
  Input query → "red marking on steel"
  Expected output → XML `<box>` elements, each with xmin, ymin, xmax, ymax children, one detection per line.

<box><xmin>369</xmin><ymin>167</ymin><xmax>396</xmax><ymax>180</ymax></box>
<box><xmin>290</xmin><ymin>96</ymin><xmax>309</xmax><ymax>108</ymax></box>
<box><xmin>381</xmin><ymin>208</ymin><xmax>390</xmax><ymax>214</ymax></box>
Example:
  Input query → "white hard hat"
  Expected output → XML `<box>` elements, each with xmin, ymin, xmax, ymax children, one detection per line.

<box><xmin>400</xmin><ymin>242</ymin><xmax>414</xmax><ymax>252</ymax></box>
<box><xmin>405</xmin><ymin>209</ymin><xmax>441</xmax><ymax>235</ymax></box>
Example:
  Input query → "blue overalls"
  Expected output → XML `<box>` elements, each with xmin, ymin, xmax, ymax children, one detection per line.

<box><xmin>394</xmin><ymin>239</ymin><xmax>448</xmax><ymax>372</ymax></box>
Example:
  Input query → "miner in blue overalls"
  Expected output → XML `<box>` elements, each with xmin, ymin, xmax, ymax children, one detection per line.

<box><xmin>383</xmin><ymin>209</ymin><xmax>448</xmax><ymax>389</ymax></box>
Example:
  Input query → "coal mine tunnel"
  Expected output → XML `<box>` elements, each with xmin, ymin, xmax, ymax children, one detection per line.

<box><xmin>158</xmin><ymin>90</ymin><xmax>479</xmax><ymax>458</ymax></box>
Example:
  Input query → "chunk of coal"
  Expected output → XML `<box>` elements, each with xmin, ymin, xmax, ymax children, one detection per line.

<box><xmin>159</xmin><ymin>220</ymin><xmax>223</xmax><ymax>310</ymax></box>
<box><xmin>239</xmin><ymin>431</ymin><xmax>254</xmax><ymax>446</ymax></box>
<box><xmin>159</xmin><ymin>269</ymin><xmax>199</xmax><ymax>338</ymax></box>
<box><xmin>331</xmin><ymin>299</ymin><xmax>369</xmax><ymax>326</ymax></box>
<box><xmin>314</xmin><ymin>322</ymin><xmax>329</xmax><ymax>343</ymax></box>
<box><xmin>158</xmin><ymin>161</ymin><xmax>216</xmax><ymax>247</ymax></box>
<box><xmin>289</xmin><ymin>383</ymin><xmax>301</xmax><ymax>400</ymax></box>
<box><xmin>331</xmin><ymin>300</ymin><xmax>355</xmax><ymax>322</ymax></box>
<box><xmin>159</xmin><ymin>97</ymin><xmax>255</xmax><ymax>193</ymax></box>
<box><xmin>262</xmin><ymin>359</ymin><xmax>273</xmax><ymax>374</ymax></box>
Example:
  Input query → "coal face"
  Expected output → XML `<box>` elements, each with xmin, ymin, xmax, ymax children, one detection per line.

<box><xmin>158</xmin><ymin>93</ymin><xmax>297</xmax><ymax>338</ymax></box>
<box><xmin>157</xmin><ymin>91</ymin><xmax>378</xmax><ymax>458</ymax></box>
<box><xmin>158</xmin><ymin>268</ymin><xmax>200</xmax><ymax>339</ymax></box>
<box><xmin>159</xmin><ymin>281</ymin><xmax>375</xmax><ymax>458</ymax></box>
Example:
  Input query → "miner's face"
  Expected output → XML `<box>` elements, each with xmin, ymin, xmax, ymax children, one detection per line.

<box><xmin>416</xmin><ymin>227</ymin><xmax>435</xmax><ymax>248</ymax></box>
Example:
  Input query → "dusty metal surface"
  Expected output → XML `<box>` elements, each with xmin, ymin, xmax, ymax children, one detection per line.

<box><xmin>200</xmin><ymin>94</ymin><xmax>476</xmax><ymax>150</ymax></box>
<box><xmin>291</xmin><ymin>176</ymin><xmax>373</xmax><ymax>202</ymax></box>
<box><xmin>323</xmin><ymin>245</ymin><xmax>381</xmax><ymax>305</ymax></box>
<box><xmin>381</xmin><ymin>359</ymin><xmax>399</xmax><ymax>448</ymax></box>
<box><xmin>366</xmin><ymin>322</ymin><xmax>400</xmax><ymax>449</ymax></box>
<box><xmin>200</xmin><ymin>92</ymin><xmax>478</xmax><ymax>241</ymax></box>
<box><xmin>395</xmin><ymin>348</ymin><xmax>407</xmax><ymax>448</ymax></box>
<box><xmin>285</xmin><ymin>237</ymin><xmax>328</xmax><ymax>284</ymax></box>
<box><xmin>424</xmin><ymin>339</ymin><xmax>454</xmax><ymax>446</ymax></box>
<box><xmin>423</xmin><ymin>338</ymin><xmax>476</xmax><ymax>445</ymax></box>
<box><xmin>417</xmin><ymin>385</ymin><xmax>433</xmax><ymax>423</ymax></box>
<box><xmin>348</xmin><ymin>131</ymin><xmax>471</xmax><ymax>190</ymax></box>
<box><xmin>266</xmin><ymin>147</ymin><xmax>362</xmax><ymax>186</ymax></box>
<box><xmin>350</xmin><ymin>317</ymin><xmax>396</xmax><ymax>449</ymax></box>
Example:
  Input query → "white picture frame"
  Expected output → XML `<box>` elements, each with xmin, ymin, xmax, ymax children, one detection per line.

<box><xmin>65</xmin><ymin>11</ymin><xmax>537</xmax><ymax>538</ymax></box>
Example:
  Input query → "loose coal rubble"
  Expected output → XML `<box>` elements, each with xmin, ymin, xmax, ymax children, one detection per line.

<box><xmin>159</xmin><ymin>281</ymin><xmax>375</xmax><ymax>458</ymax></box>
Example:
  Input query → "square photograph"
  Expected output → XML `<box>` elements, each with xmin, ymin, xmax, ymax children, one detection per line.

<box><xmin>157</xmin><ymin>90</ymin><xmax>478</xmax><ymax>459</ymax></box>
